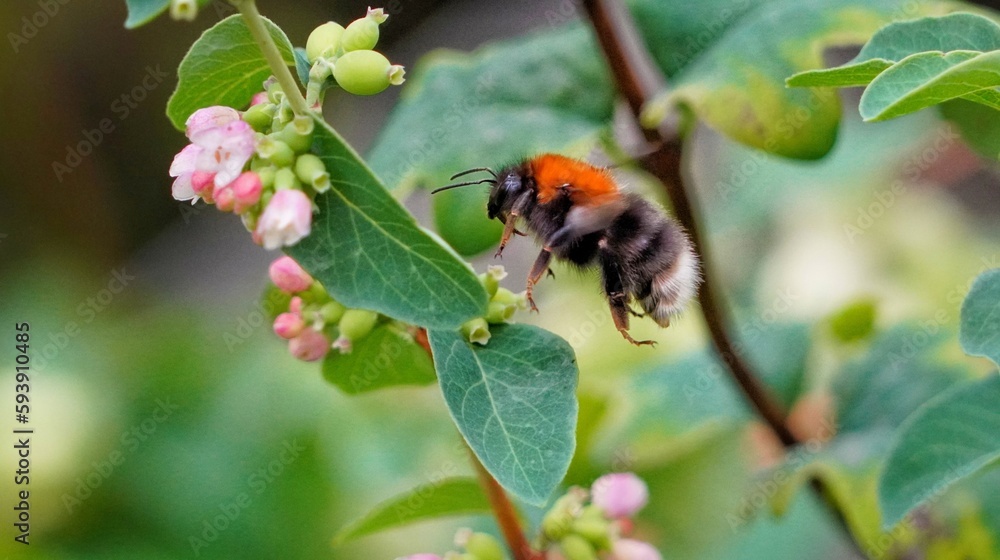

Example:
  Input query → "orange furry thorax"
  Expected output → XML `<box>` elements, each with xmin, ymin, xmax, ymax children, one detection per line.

<box><xmin>528</xmin><ymin>154</ymin><xmax>619</xmax><ymax>205</ymax></box>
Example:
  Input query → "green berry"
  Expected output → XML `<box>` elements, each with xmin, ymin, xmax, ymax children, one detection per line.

<box><xmin>258</xmin><ymin>138</ymin><xmax>295</xmax><ymax>167</ymax></box>
<box><xmin>273</xmin><ymin>167</ymin><xmax>301</xmax><ymax>191</ymax></box>
<box><xmin>275</xmin><ymin>124</ymin><xmax>313</xmax><ymax>154</ymax></box>
<box><xmin>295</xmin><ymin>153</ymin><xmax>331</xmax><ymax>193</ymax></box>
<box><xmin>243</xmin><ymin>103</ymin><xmax>275</xmax><ymax>132</ymax></box>
<box><xmin>492</xmin><ymin>288</ymin><xmax>527</xmax><ymax>310</ymax></box>
<box><xmin>560</xmin><ymin>535</ymin><xmax>598</xmax><ymax>560</ymax></box>
<box><xmin>306</xmin><ymin>21</ymin><xmax>345</xmax><ymax>61</ymax></box>
<box><xmin>333</xmin><ymin>50</ymin><xmax>394</xmax><ymax>96</ymax></box>
<box><xmin>460</xmin><ymin>318</ymin><xmax>491</xmax><ymax>346</ymax></box>
<box><xmin>485</xmin><ymin>301</ymin><xmax>516</xmax><ymax>324</ymax></box>
<box><xmin>341</xmin><ymin>17</ymin><xmax>379</xmax><ymax>52</ymax></box>
<box><xmin>571</xmin><ymin>518</ymin><xmax>612</xmax><ymax>550</ymax></box>
<box><xmin>338</xmin><ymin>309</ymin><xmax>379</xmax><ymax>341</ymax></box>
<box><xmin>256</xmin><ymin>166</ymin><xmax>276</xmax><ymax>189</ymax></box>
<box><xmin>319</xmin><ymin>301</ymin><xmax>346</xmax><ymax>324</ymax></box>
<box><xmin>463</xmin><ymin>533</ymin><xmax>504</xmax><ymax>560</ymax></box>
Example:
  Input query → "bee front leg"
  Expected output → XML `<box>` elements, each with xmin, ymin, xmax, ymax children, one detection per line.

<box><xmin>525</xmin><ymin>249</ymin><xmax>552</xmax><ymax>312</ymax></box>
<box><xmin>495</xmin><ymin>215</ymin><xmax>520</xmax><ymax>259</ymax></box>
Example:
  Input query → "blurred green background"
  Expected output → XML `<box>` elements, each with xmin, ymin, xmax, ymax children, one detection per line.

<box><xmin>3</xmin><ymin>1</ymin><xmax>1000</xmax><ymax>559</ymax></box>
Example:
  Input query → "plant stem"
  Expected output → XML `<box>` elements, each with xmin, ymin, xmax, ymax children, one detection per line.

<box><xmin>230</xmin><ymin>0</ymin><xmax>310</xmax><ymax>116</ymax></box>
<box><xmin>416</xmin><ymin>329</ymin><xmax>540</xmax><ymax>560</ymax></box>
<box><xmin>468</xmin><ymin>446</ymin><xmax>543</xmax><ymax>560</ymax></box>
<box><xmin>580</xmin><ymin>0</ymin><xmax>865</xmax><ymax>555</ymax></box>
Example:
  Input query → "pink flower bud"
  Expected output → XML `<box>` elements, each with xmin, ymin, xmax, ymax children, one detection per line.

<box><xmin>185</xmin><ymin>106</ymin><xmax>241</xmax><ymax>139</ymax></box>
<box><xmin>273</xmin><ymin>312</ymin><xmax>306</xmax><ymax>339</ymax></box>
<box><xmin>269</xmin><ymin>256</ymin><xmax>313</xmax><ymax>293</ymax></box>
<box><xmin>591</xmin><ymin>473</ymin><xmax>649</xmax><ymax>519</ymax></box>
<box><xmin>288</xmin><ymin>328</ymin><xmax>330</xmax><ymax>362</ymax></box>
<box><xmin>231</xmin><ymin>171</ymin><xmax>263</xmax><ymax>214</ymax></box>
<box><xmin>289</xmin><ymin>296</ymin><xmax>304</xmax><ymax>314</ymax></box>
<box><xmin>611</xmin><ymin>539</ymin><xmax>662</xmax><ymax>560</ymax></box>
<box><xmin>214</xmin><ymin>186</ymin><xmax>235</xmax><ymax>212</ymax></box>
<box><xmin>331</xmin><ymin>335</ymin><xmax>352</xmax><ymax>354</ymax></box>
<box><xmin>256</xmin><ymin>189</ymin><xmax>312</xmax><ymax>249</ymax></box>
<box><xmin>191</xmin><ymin>171</ymin><xmax>216</xmax><ymax>198</ymax></box>
<box><xmin>250</xmin><ymin>91</ymin><xmax>269</xmax><ymax>106</ymax></box>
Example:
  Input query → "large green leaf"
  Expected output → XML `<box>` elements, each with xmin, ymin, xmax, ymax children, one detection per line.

<box><xmin>879</xmin><ymin>375</ymin><xmax>1000</xmax><ymax>527</ymax></box>
<box><xmin>940</xmin><ymin>98</ymin><xmax>1000</xmax><ymax>159</ymax></box>
<box><xmin>960</xmin><ymin>268</ymin><xmax>1000</xmax><ymax>367</ymax></box>
<box><xmin>165</xmin><ymin>15</ymin><xmax>295</xmax><ymax>130</ymax></box>
<box><xmin>322</xmin><ymin>323</ymin><xmax>435</xmax><ymax>394</ymax></box>
<box><xmin>366</xmin><ymin>26</ymin><xmax>615</xmax><ymax>256</ymax></box>
<box><xmin>428</xmin><ymin>324</ymin><xmax>578</xmax><ymax>505</ymax></box>
<box><xmin>859</xmin><ymin>49</ymin><xmax>1000</xmax><ymax>121</ymax></box>
<box><xmin>650</xmin><ymin>0</ymin><xmax>952</xmax><ymax>159</ymax></box>
<box><xmin>333</xmin><ymin>477</ymin><xmax>490</xmax><ymax>544</ymax></box>
<box><xmin>124</xmin><ymin>0</ymin><xmax>170</xmax><ymax>28</ymax></box>
<box><xmin>287</xmin><ymin>116</ymin><xmax>488</xmax><ymax>330</ymax></box>
<box><xmin>788</xmin><ymin>12</ymin><xmax>1000</xmax><ymax>87</ymax></box>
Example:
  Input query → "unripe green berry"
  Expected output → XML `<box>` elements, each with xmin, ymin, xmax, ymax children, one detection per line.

<box><xmin>485</xmin><ymin>301</ymin><xmax>516</xmax><ymax>324</ymax></box>
<box><xmin>306</xmin><ymin>21</ymin><xmax>345</xmax><ymax>62</ymax></box>
<box><xmin>243</xmin><ymin>103</ymin><xmax>275</xmax><ymax>132</ymax></box>
<box><xmin>560</xmin><ymin>535</ymin><xmax>598</xmax><ymax>560</ymax></box>
<box><xmin>463</xmin><ymin>533</ymin><xmax>504</xmax><ymax>560</ymax></box>
<box><xmin>295</xmin><ymin>153</ymin><xmax>331</xmax><ymax>193</ymax></box>
<box><xmin>492</xmin><ymin>288</ymin><xmax>527</xmax><ymax>310</ymax></box>
<box><xmin>258</xmin><ymin>138</ymin><xmax>296</xmax><ymax>167</ymax></box>
<box><xmin>320</xmin><ymin>301</ymin><xmax>346</xmax><ymax>324</ymax></box>
<box><xmin>256</xmin><ymin>166</ymin><xmax>276</xmax><ymax>189</ymax></box>
<box><xmin>461</xmin><ymin>318</ymin><xmax>491</xmax><ymax>346</ymax></box>
<box><xmin>273</xmin><ymin>167</ymin><xmax>301</xmax><ymax>191</ymax></box>
<box><xmin>338</xmin><ymin>309</ymin><xmax>379</xmax><ymax>341</ymax></box>
<box><xmin>571</xmin><ymin>518</ymin><xmax>612</xmax><ymax>550</ymax></box>
<box><xmin>275</xmin><ymin>124</ymin><xmax>313</xmax><ymax>154</ymax></box>
<box><xmin>341</xmin><ymin>17</ymin><xmax>379</xmax><ymax>52</ymax></box>
<box><xmin>333</xmin><ymin>50</ymin><xmax>394</xmax><ymax>96</ymax></box>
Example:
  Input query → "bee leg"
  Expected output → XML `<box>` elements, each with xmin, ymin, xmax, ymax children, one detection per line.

<box><xmin>601</xmin><ymin>254</ymin><xmax>656</xmax><ymax>346</ymax></box>
<box><xmin>495</xmin><ymin>215</ymin><xmax>519</xmax><ymax>259</ymax></box>
<box><xmin>525</xmin><ymin>249</ymin><xmax>553</xmax><ymax>312</ymax></box>
<box><xmin>628</xmin><ymin>306</ymin><xmax>645</xmax><ymax>318</ymax></box>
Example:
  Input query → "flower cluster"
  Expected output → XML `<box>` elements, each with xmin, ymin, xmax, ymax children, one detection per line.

<box><xmin>461</xmin><ymin>266</ymin><xmax>529</xmax><ymax>346</ymax></box>
<box><xmin>304</xmin><ymin>8</ymin><xmax>405</xmax><ymax>102</ymax></box>
<box><xmin>169</xmin><ymin>93</ymin><xmax>320</xmax><ymax>250</ymax></box>
<box><xmin>268</xmin><ymin>255</ymin><xmax>381</xmax><ymax>361</ymax></box>
<box><xmin>400</xmin><ymin>473</ymin><xmax>661</xmax><ymax>560</ymax></box>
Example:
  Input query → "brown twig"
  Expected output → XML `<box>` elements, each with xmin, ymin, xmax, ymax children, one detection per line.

<box><xmin>417</xmin><ymin>329</ymin><xmax>541</xmax><ymax>560</ymax></box>
<box><xmin>580</xmin><ymin>0</ymin><xmax>865</xmax><ymax>555</ymax></box>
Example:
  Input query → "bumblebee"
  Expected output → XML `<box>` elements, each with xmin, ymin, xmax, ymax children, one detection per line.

<box><xmin>435</xmin><ymin>153</ymin><xmax>701</xmax><ymax>346</ymax></box>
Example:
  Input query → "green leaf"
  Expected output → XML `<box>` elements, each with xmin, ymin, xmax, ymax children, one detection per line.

<box><xmin>654</xmin><ymin>0</ymin><xmax>951</xmax><ymax>159</ymax></box>
<box><xmin>428</xmin><ymin>324</ymin><xmax>578</xmax><ymax>505</ymax></box>
<box><xmin>960</xmin><ymin>269</ymin><xmax>1000</xmax><ymax>367</ymax></box>
<box><xmin>788</xmin><ymin>13</ymin><xmax>1000</xmax><ymax>87</ymax></box>
<box><xmin>879</xmin><ymin>375</ymin><xmax>1000</xmax><ymax>527</ymax></box>
<box><xmin>333</xmin><ymin>477</ymin><xmax>490</xmax><ymax>544</ymax></box>
<box><xmin>165</xmin><ymin>15</ymin><xmax>295</xmax><ymax>130</ymax></box>
<box><xmin>367</xmin><ymin>26</ymin><xmax>615</xmax><ymax>256</ymax></box>
<box><xmin>287</xmin><ymin>116</ymin><xmax>488</xmax><ymax>330</ymax></box>
<box><xmin>941</xmin><ymin>98</ymin><xmax>1000</xmax><ymax>159</ymax></box>
<box><xmin>859</xmin><ymin>49</ymin><xmax>1000</xmax><ymax>121</ymax></box>
<box><xmin>322</xmin><ymin>323</ymin><xmax>435</xmax><ymax>394</ymax></box>
<box><xmin>124</xmin><ymin>0</ymin><xmax>170</xmax><ymax>28</ymax></box>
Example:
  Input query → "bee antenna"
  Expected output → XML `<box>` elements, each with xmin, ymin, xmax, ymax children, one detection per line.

<box><xmin>430</xmin><ymin>178</ymin><xmax>495</xmax><ymax>194</ymax></box>
<box><xmin>449</xmin><ymin>167</ymin><xmax>497</xmax><ymax>180</ymax></box>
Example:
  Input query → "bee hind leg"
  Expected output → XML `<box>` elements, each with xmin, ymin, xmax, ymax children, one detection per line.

<box><xmin>601</xmin><ymin>254</ymin><xmax>656</xmax><ymax>346</ymax></box>
<box><xmin>525</xmin><ymin>249</ymin><xmax>552</xmax><ymax>312</ymax></box>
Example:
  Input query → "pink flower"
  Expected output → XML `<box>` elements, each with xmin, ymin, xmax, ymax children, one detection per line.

<box><xmin>231</xmin><ymin>171</ymin><xmax>263</xmax><ymax>214</ymax></box>
<box><xmin>256</xmin><ymin>190</ymin><xmax>313</xmax><ymax>249</ymax></box>
<box><xmin>611</xmin><ymin>539</ymin><xmax>662</xmax><ymax>560</ymax></box>
<box><xmin>185</xmin><ymin>106</ymin><xmax>240</xmax><ymax>138</ymax></box>
<box><xmin>269</xmin><ymin>256</ymin><xmax>313</xmax><ymax>293</ymax></box>
<box><xmin>288</xmin><ymin>327</ymin><xmax>330</xmax><ymax>361</ymax></box>
<box><xmin>591</xmin><ymin>473</ymin><xmax>649</xmax><ymax>519</ymax></box>
<box><xmin>250</xmin><ymin>91</ymin><xmax>269</xmax><ymax>106</ymax></box>
<box><xmin>289</xmin><ymin>296</ymin><xmax>304</xmax><ymax>314</ymax></box>
<box><xmin>273</xmin><ymin>312</ymin><xmax>306</xmax><ymax>339</ymax></box>
<box><xmin>191</xmin><ymin>120</ymin><xmax>256</xmax><ymax>188</ymax></box>
<box><xmin>169</xmin><ymin>144</ymin><xmax>204</xmax><ymax>203</ymax></box>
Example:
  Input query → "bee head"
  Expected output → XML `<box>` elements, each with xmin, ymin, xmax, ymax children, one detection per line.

<box><xmin>487</xmin><ymin>167</ymin><xmax>527</xmax><ymax>220</ymax></box>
